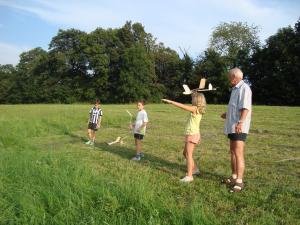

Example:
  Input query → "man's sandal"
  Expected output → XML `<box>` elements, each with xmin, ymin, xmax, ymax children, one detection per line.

<box><xmin>230</xmin><ymin>182</ymin><xmax>244</xmax><ymax>193</ymax></box>
<box><xmin>221</xmin><ymin>177</ymin><xmax>236</xmax><ymax>186</ymax></box>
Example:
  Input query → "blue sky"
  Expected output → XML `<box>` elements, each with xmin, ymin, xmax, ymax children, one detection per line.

<box><xmin>0</xmin><ymin>0</ymin><xmax>299</xmax><ymax>65</ymax></box>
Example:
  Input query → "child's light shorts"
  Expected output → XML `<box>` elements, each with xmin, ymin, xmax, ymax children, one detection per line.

<box><xmin>185</xmin><ymin>133</ymin><xmax>201</xmax><ymax>144</ymax></box>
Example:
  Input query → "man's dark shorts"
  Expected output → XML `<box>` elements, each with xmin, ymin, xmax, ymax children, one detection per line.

<box><xmin>228</xmin><ymin>133</ymin><xmax>247</xmax><ymax>141</ymax></box>
<box><xmin>88</xmin><ymin>122</ymin><xmax>98</xmax><ymax>131</ymax></box>
<box><xmin>134</xmin><ymin>133</ymin><xmax>144</xmax><ymax>140</ymax></box>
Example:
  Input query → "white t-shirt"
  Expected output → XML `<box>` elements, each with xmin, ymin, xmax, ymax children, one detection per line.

<box><xmin>134</xmin><ymin>110</ymin><xmax>149</xmax><ymax>135</ymax></box>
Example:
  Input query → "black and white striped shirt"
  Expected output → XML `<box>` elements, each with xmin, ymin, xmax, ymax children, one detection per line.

<box><xmin>89</xmin><ymin>106</ymin><xmax>103</xmax><ymax>124</ymax></box>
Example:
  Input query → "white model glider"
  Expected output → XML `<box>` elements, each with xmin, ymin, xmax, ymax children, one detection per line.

<box><xmin>182</xmin><ymin>78</ymin><xmax>216</xmax><ymax>95</ymax></box>
<box><xmin>107</xmin><ymin>137</ymin><xmax>121</xmax><ymax>145</ymax></box>
<box><xmin>106</xmin><ymin>136</ymin><xmax>127</xmax><ymax>146</ymax></box>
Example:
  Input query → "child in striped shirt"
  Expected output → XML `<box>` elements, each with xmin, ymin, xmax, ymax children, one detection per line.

<box><xmin>85</xmin><ymin>99</ymin><xmax>103</xmax><ymax>146</ymax></box>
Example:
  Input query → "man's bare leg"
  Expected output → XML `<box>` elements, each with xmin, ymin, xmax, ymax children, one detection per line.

<box><xmin>230</xmin><ymin>140</ymin><xmax>237</xmax><ymax>179</ymax></box>
<box><xmin>234</xmin><ymin>140</ymin><xmax>245</xmax><ymax>182</ymax></box>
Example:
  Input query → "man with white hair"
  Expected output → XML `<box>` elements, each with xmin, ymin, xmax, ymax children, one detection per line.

<box><xmin>221</xmin><ymin>67</ymin><xmax>252</xmax><ymax>192</ymax></box>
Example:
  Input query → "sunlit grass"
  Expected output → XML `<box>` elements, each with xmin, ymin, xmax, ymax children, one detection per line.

<box><xmin>0</xmin><ymin>104</ymin><xmax>299</xmax><ymax>224</ymax></box>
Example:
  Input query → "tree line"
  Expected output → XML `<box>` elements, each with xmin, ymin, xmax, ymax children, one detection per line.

<box><xmin>0</xmin><ymin>19</ymin><xmax>299</xmax><ymax>105</ymax></box>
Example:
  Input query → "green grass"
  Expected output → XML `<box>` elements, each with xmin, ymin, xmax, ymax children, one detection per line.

<box><xmin>0</xmin><ymin>104</ymin><xmax>299</xmax><ymax>225</ymax></box>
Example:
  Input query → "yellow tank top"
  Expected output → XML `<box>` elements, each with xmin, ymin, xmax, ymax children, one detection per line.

<box><xmin>184</xmin><ymin>112</ymin><xmax>202</xmax><ymax>135</ymax></box>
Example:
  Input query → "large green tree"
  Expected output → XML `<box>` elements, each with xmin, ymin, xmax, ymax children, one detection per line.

<box><xmin>116</xmin><ymin>45</ymin><xmax>161</xmax><ymax>102</ymax></box>
<box><xmin>3</xmin><ymin>20</ymin><xmax>299</xmax><ymax>105</ymax></box>
<box><xmin>209</xmin><ymin>21</ymin><xmax>260</xmax><ymax>68</ymax></box>
<box><xmin>194</xmin><ymin>49</ymin><xmax>229</xmax><ymax>103</ymax></box>
<box><xmin>12</xmin><ymin>48</ymin><xmax>50</xmax><ymax>103</ymax></box>
<box><xmin>153</xmin><ymin>43</ymin><xmax>183</xmax><ymax>100</ymax></box>
<box><xmin>85</xmin><ymin>28</ymin><xmax>115</xmax><ymax>102</ymax></box>
<box><xmin>0</xmin><ymin>64</ymin><xmax>16</xmax><ymax>103</ymax></box>
<box><xmin>248</xmin><ymin>19</ymin><xmax>300</xmax><ymax>105</ymax></box>
<box><xmin>49</xmin><ymin>29</ymin><xmax>90</xmax><ymax>101</ymax></box>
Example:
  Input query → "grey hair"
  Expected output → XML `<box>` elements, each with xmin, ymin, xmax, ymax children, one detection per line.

<box><xmin>228</xmin><ymin>68</ymin><xmax>243</xmax><ymax>79</ymax></box>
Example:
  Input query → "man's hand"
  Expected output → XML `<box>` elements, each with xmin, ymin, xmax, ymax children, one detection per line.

<box><xmin>235</xmin><ymin>121</ymin><xmax>243</xmax><ymax>134</ymax></box>
<box><xmin>221</xmin><ymin>112</ymin><xmax>226</xmax><ymax>119</ymax></box>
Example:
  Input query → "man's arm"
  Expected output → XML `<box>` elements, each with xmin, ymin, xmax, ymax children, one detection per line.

<box><xmin>235</xmin><ymin>109</ymin><xmax>249</xmax><ymax>134</ymax></box>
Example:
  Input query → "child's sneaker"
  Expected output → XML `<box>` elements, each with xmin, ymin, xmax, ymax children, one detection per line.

<box><xmin>192</xmin><ymin>168</ymin><xmax>201</xmax><ymax>176</ymax></box>
<box><xmin>85</xmin><ymin>140</ymin><xmax>91</xmax><ymax>145</ymax></box>
<box><xmin>185</xmin><ymin>169</ymin><xmax>201</xmax><ymax>176</ymax></box>
<box><xmin>131</xmin><ymin>154</ymin><xmax>141</xmax><ymax>161</ymax></box>
<box><xmin>139</xmin><ymin>152</ymin><xmax>144</xmax><ymax>158</ymax></box>
<box><xmin>89</xmin><ymin>141</ymin><xmax>94</xmax><ymax>146</ymax></box>
<box><xmin>180</xmin><ymin>176</ymin><xmax>194</xmax><ymax>183</ymax></box>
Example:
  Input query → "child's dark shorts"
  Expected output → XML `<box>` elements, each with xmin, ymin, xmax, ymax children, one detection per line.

<box><xmin>88</xmin><ymin>122</ymin><xmax>98</xmax><ymax>131</ymax></box>
<box><xmin>134</xmin><ymin>133</ymin><xmax>144</xmax><ymax>140</ymax></box>
<box><xmin>227</xmin><ymin>133</ymin><xmax>247</xmax><ymax>141</ymax></box>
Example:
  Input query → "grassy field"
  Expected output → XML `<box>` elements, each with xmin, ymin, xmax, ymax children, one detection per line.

<box><xmin>0</xmin><ymin>104</ymin><xmax>299</xmax><ymax>225</ymax></box>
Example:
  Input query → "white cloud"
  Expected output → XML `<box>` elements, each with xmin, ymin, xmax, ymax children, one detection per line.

<box><xmin>0</xmin><ymin>0</ymin><xmax>298</xmax><ymax>59</ymax></box>
<box><xmin>0</xmin><ymin>0</ymin><xmax>124</xmax><ymax>31</ymax></box>
<box><xmin>208</xmin><ymin>0</ymin><xmax>298</xmax><ymax>42</ymax></box>
<box><xmin>0</xmin><ymin>42</ymin><xmax>30</xmax><ymax>65</ymax></box>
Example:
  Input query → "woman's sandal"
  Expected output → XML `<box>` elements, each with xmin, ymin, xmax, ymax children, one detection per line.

<box><xmin>230</xmin><ymin>182</ymin><xmax>244</xmax><ymax>193</ymax></box>
<box><xmin>221</xmin><ymin>177</ymin><xmax>236</xmax><ymax>186</ymax></box>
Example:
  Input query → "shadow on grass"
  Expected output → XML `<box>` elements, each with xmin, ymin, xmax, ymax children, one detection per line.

<box><xmin>95</xmin><ymin>142</ymin><xmax>187</xmax><ymax>176</ymax></box>
<box><xmin>68</xmin><ymin>132</ymin><xmax>223</xmax><ymax>181</ymax></box>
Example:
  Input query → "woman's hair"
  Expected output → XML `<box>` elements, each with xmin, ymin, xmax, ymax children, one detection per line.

<box><xmin>191</xmin><ymin>92</ymin><xmax>206</xmax><ymax>114</ymax></box>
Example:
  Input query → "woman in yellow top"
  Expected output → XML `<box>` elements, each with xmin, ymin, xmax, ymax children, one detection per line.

<box><xmin>162</xmin><ymin>92</ymin><xmax>206</xmax><ymax>182</ymax></box>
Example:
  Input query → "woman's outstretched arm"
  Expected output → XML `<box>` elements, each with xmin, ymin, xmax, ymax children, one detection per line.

<box><xmin>162</xmin><ymin>99</ymin><xmax>196</xmax><ymax>113</ymax></box>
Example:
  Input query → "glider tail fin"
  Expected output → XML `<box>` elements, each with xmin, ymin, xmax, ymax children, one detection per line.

<box><xmin>182</xmin><ymin>84</ymin><xmax>192</xmax><ymax>95</ymax></box>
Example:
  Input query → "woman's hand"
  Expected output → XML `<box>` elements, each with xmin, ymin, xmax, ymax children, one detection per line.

<box><xmin>161</xmin><ymin>99</ymin><xmax>172</xmax><ymax>104</ymax></box>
